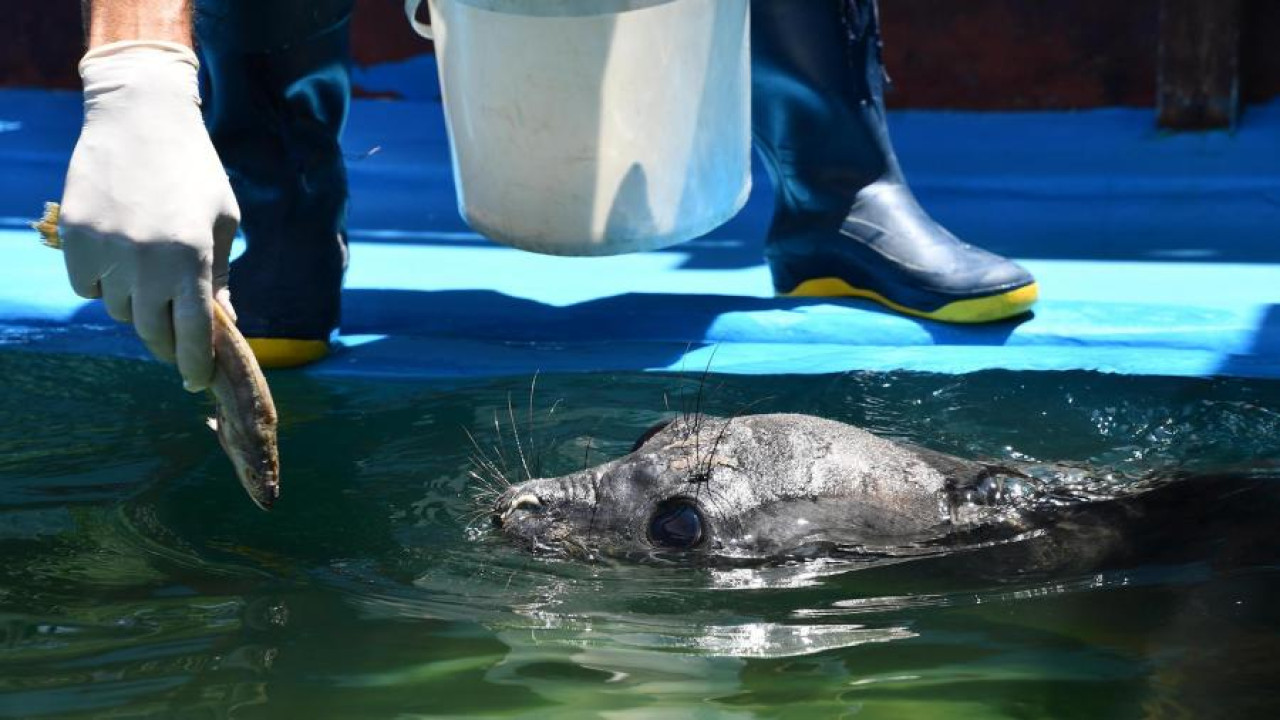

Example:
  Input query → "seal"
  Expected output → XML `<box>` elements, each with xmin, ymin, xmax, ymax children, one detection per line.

<box><xmin>491</xmin><ymin>413</ymin><xmax>1055</xmax><ymax>561</ymax></box>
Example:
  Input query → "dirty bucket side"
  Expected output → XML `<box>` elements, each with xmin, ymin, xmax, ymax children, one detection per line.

<box><xmin>421</xmin><ymin>0</ymin><xmax>752</xmax><ymax>256</ymax></box>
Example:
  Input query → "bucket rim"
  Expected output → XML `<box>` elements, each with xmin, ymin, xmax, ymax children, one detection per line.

<box><xmin>447</xmin><ymin>0</ymin><xmax>682</xmax><ymax>19</ymax></box>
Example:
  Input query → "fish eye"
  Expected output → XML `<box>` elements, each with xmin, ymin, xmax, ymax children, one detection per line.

<box><xmin>631</xmin><ymin>419</ymin><xmax>674</xmax><ymax>453</ymax></box>
<box><xmin>648</xmin><ymin>499</ymin><xmax>704</xmax><ymax>549</ymax></box>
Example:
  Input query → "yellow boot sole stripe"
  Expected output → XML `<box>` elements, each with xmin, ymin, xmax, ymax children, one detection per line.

<box><xmin>245</xmin><ymin>338</ymin><xmax>330</xmax><ymax>369</ymax></box>
<box><xmin>783</xmin><ymin>278</ymin><xmax>1039</xmax><ymax>324</ymax></box>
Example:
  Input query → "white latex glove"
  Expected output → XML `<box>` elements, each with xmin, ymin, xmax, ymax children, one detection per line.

<box><xmin>60</xmin><ymin>41</ymin><xmax>240</xmax><ymax>392</ymax></box>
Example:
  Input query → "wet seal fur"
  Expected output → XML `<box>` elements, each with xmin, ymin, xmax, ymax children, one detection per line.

<box><xmin>490</xmin><ymin>412</ymin><xmax>1260</xmax><ymax>565</ymax></box>
<box><xmin>492</xmin><ymin>413</ymin><xmax>1038</xmax><ymax>560</ymax></box>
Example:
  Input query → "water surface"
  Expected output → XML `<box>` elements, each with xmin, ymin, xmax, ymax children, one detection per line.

<box><xmin>2</xmin><ymin>352</ymin><xmax>1279</xmax><ymax>718</ymax></box>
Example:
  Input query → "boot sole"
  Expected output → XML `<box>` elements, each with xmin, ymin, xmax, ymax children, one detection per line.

<box><xmin>245</xmin><ymin>338</ymin><xmax>331</xmax><ymax>369</ymax></box>
<box><xmin>782</xmin><ymin>278</ymin><xmax>1039</xmax><ymax>324</ymax></box>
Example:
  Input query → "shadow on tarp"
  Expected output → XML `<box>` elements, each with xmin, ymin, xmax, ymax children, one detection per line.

<box><xmin>33</xmin><ymin>289</ymin><xmax>1280</xmax><ymax>379</ymax></box>
<box><xmin>59</xmin><ymin>287</ymin><xmax>1027</xmax><ymax>377</ymax></box>
<box><xmin>338</xmin><ymin>287</ymin><xmax>1026</xmax><ymax>346</ymax></box>
<box><xmin>1217</xmin><ymin>304</ymin><xmax>1280</xmax><ymax>378</ymax></box>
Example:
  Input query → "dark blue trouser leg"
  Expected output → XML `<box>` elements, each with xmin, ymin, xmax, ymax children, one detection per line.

<box><xmin>196</xmin><ymin>0</ymin><xmax>354</xmax><ymax>346</ymax></box>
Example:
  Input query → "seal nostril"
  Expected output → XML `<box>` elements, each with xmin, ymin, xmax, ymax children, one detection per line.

<box><xmin>496</xmin><ymin>493</ymin><xmax>544</xmax><ymax>528</ymax></box>
<box><xmin>510</xmin><ymin>493</ymin><xmax>543</xmax><ymax>513</ymax></box>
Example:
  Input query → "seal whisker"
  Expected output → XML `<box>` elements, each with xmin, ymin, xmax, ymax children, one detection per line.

<box><xmin>689</xmin><ymin>463</ymin><xmax>730</xmax><ymax>511</ymax></box>
<box><xmin>468</xmin><ymin>468</ymin><xmax>506</xmax><ymax>499</ymax></box>
<box><xmin>466</xmin><ymin>496</ymin><xmax>499</xmax><ymax>518</ymax></box>
<box><xmin>469</xmin><ymin>450</ymin><xmax>507</xmax><ymax>482</ymax></box>
<box><xmin>546</xmin><ymin>397</ymin><xmax>564</xmax><ymax>418</ymax></box>
<box><xmin>472</xmin><ymin>469</ymin><xmax>509</xmax><ymax>500</ymax></box>
<box><xmin>699</xmin><ymin>395</ymin><xmax>778</xmax><ymax>484</ymax></box>
<box><xmin>507</xmin><ymin>393</ymin><xmax>534</xmax><ymax>482</ymax></box>
<box><xmin>461</xmin><ymin>482</ymin><xmax>505</xmax><ymax>529</ymax></box>
<box><xmin>585</xmin><ymin>463</ymin><xmax>603</xmax><ymax>546</ymax></box>
<box><xmin>467</xmin><ymin>461</ymin><xmax>500</xmax><ymax>492</ymax></box>
<box><xmin>465</xmin><ymin>446</ymin><xmax>513</xmax><ymax>521</ymax></box>
<box><xmin>685</xmin><ymin>344</ymin><xmax>722</xmax><ymax>477</ymax></box>
<box><xmin>680</xmin><ymin>340</ymin><xmax>721</xmax><ymax>481</ymax></box>
<box><xmin>467</xmin><ymin>468</ymin><xmax>496</xmax><ymax>490</ymax></box>
<box><xmin>674</xmin><ymin>342</ymin><xmax>696</xmax><ymax>431</ymax></box>
<box><xmin>581</xmin><ymin>435</ymin><xmax>595</xmax><ymax>472</ymax></box>
<box><xmin>491</xmin><ymin>409</ymin><xmax>514</xmax><ymax>478</ymax></box>
<box><xmin>691</xmin><ymin>344</ymin><xmax>720</xmax><ymax>435</ymax></box>
<box><xmin>526</xmin><ymin>372</ymin><xmax>542</xmax><ymax>478</ymax></box>
<box><xmin>464</xmin><ymin>427</ymin><xmax>513</xmax><ymax>490</ymax></box>
<box><xmin>465</xmin><ymin>485</ymin><xmax>504</xmax><ymax>519</ymax></box>
<box><xmin>461</xmin><ymin>501</ymin><xmax>497</xmax><ymax>528</ymax></box>
<box><xmin>468</xmin><ymin>495</ymin><xmax>499</xmax><ymax>516</ymax></box>
<box><xmin>695</xmin><ymin>379</ymin><xmax>730</xmax><ymax>469</ymax></box>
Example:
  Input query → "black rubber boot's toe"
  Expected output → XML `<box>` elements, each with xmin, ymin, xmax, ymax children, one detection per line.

<box><xmin>769</xmin><ymin>183</ymin><xmax>1038</xmax><ymax>323</ymax></box>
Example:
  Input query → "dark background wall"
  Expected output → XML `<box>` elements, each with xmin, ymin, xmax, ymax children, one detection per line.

<box><xmin>3</xmin><ymin>0</ymin><xmax>1278</xmax><ymax>108</ymax></box>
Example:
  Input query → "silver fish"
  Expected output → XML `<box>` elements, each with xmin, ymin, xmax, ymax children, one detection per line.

<box><xmin>35</xmin><ymin>202</ymin><xmax>281</xmax><ymax>509</ymax></box>
<box><xmin>207</xmin><ymin>301</ymin><xmax>280</xmax><ymax>509</ymax></box>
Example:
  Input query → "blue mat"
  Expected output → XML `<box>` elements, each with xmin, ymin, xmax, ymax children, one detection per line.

<box><xmin>2</xmin><ymin>64</ymin><xmax>1279</xmax><ymax>380</ymax></box>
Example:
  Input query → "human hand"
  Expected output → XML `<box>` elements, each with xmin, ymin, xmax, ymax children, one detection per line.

<box><xmin>60</xmin><ymin>41</ymin><xmax>239</xmax><ymax>392</ymax></box>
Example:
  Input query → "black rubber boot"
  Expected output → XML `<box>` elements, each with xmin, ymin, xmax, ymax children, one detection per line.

<box><xmin>197</xmin><ymin>0</ymin><xmax>354</xmax><ymax>367</ymax></box>
<box><xmin>752</xmin><ymin>0</ymin><xmax>1037</xmax><ymax>323</ymax></box>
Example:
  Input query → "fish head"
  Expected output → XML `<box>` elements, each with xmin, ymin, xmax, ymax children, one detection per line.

<box><xmin>210</xmin><ymin>406</ymin><xmax>280</xmax><ymax>510</ymax></box>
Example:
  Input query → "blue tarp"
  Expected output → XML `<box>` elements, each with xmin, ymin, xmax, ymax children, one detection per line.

<box><xmin>2</xmin><ymin>61</ymin><xmax>1279</xmax><ymax>379</ymax></box>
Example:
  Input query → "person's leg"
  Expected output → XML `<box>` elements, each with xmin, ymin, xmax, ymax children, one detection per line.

<box><xmin>196</xmin><ymin>0</ymin><xmax>354</xmax><ymax>367</ymax></box>
<box><xmin>752</xmin><ymin>0</ymin><xmax>1037</xmax><ymax>323</ymax></box>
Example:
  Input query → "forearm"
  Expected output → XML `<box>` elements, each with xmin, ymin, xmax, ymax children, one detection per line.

<box><xmin>66</xmin><ymin>0</ymin><xmax>234</xmax><ymax>391</ymax></box>
<box><xmin>83</xmin><ymin>0</ymin><xmax>192</xmax><ymax>48</ymax></box>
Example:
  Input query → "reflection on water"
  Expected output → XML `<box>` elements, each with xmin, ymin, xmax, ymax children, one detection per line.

<box><xmin>2</xmin><ymin>351</ymin><xmax>1280</xmax><ymax>718</ymax></box>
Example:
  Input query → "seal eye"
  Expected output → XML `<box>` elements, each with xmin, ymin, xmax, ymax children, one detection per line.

<box><xmin>648</xmin><ymin>499</ymin><xmax>704</xmax><ymax>549</ymax></box>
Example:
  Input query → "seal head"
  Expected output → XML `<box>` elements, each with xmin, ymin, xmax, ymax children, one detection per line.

<box><xmin>493</xmin><ymin>414</ymin><xmax>1028</xmax><ymax>561</ymax></box>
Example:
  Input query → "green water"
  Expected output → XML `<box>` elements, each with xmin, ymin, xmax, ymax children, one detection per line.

<box><xmin>2</xmin><ymin>352</ymin><xmax>1279</xmax><ymax>719</ymax></box>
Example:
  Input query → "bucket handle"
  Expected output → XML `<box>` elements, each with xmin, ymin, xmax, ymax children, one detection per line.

<box><xmin>404</xmin><ymin>0</ymin><xmax>434</xmax><ymax>40</ymax></box>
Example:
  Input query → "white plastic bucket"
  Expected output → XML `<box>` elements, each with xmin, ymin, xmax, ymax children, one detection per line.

<box><xmin>404</xmin><ymin>0</ymin><xmax>751</xmax><ymax>256</ymax></box>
